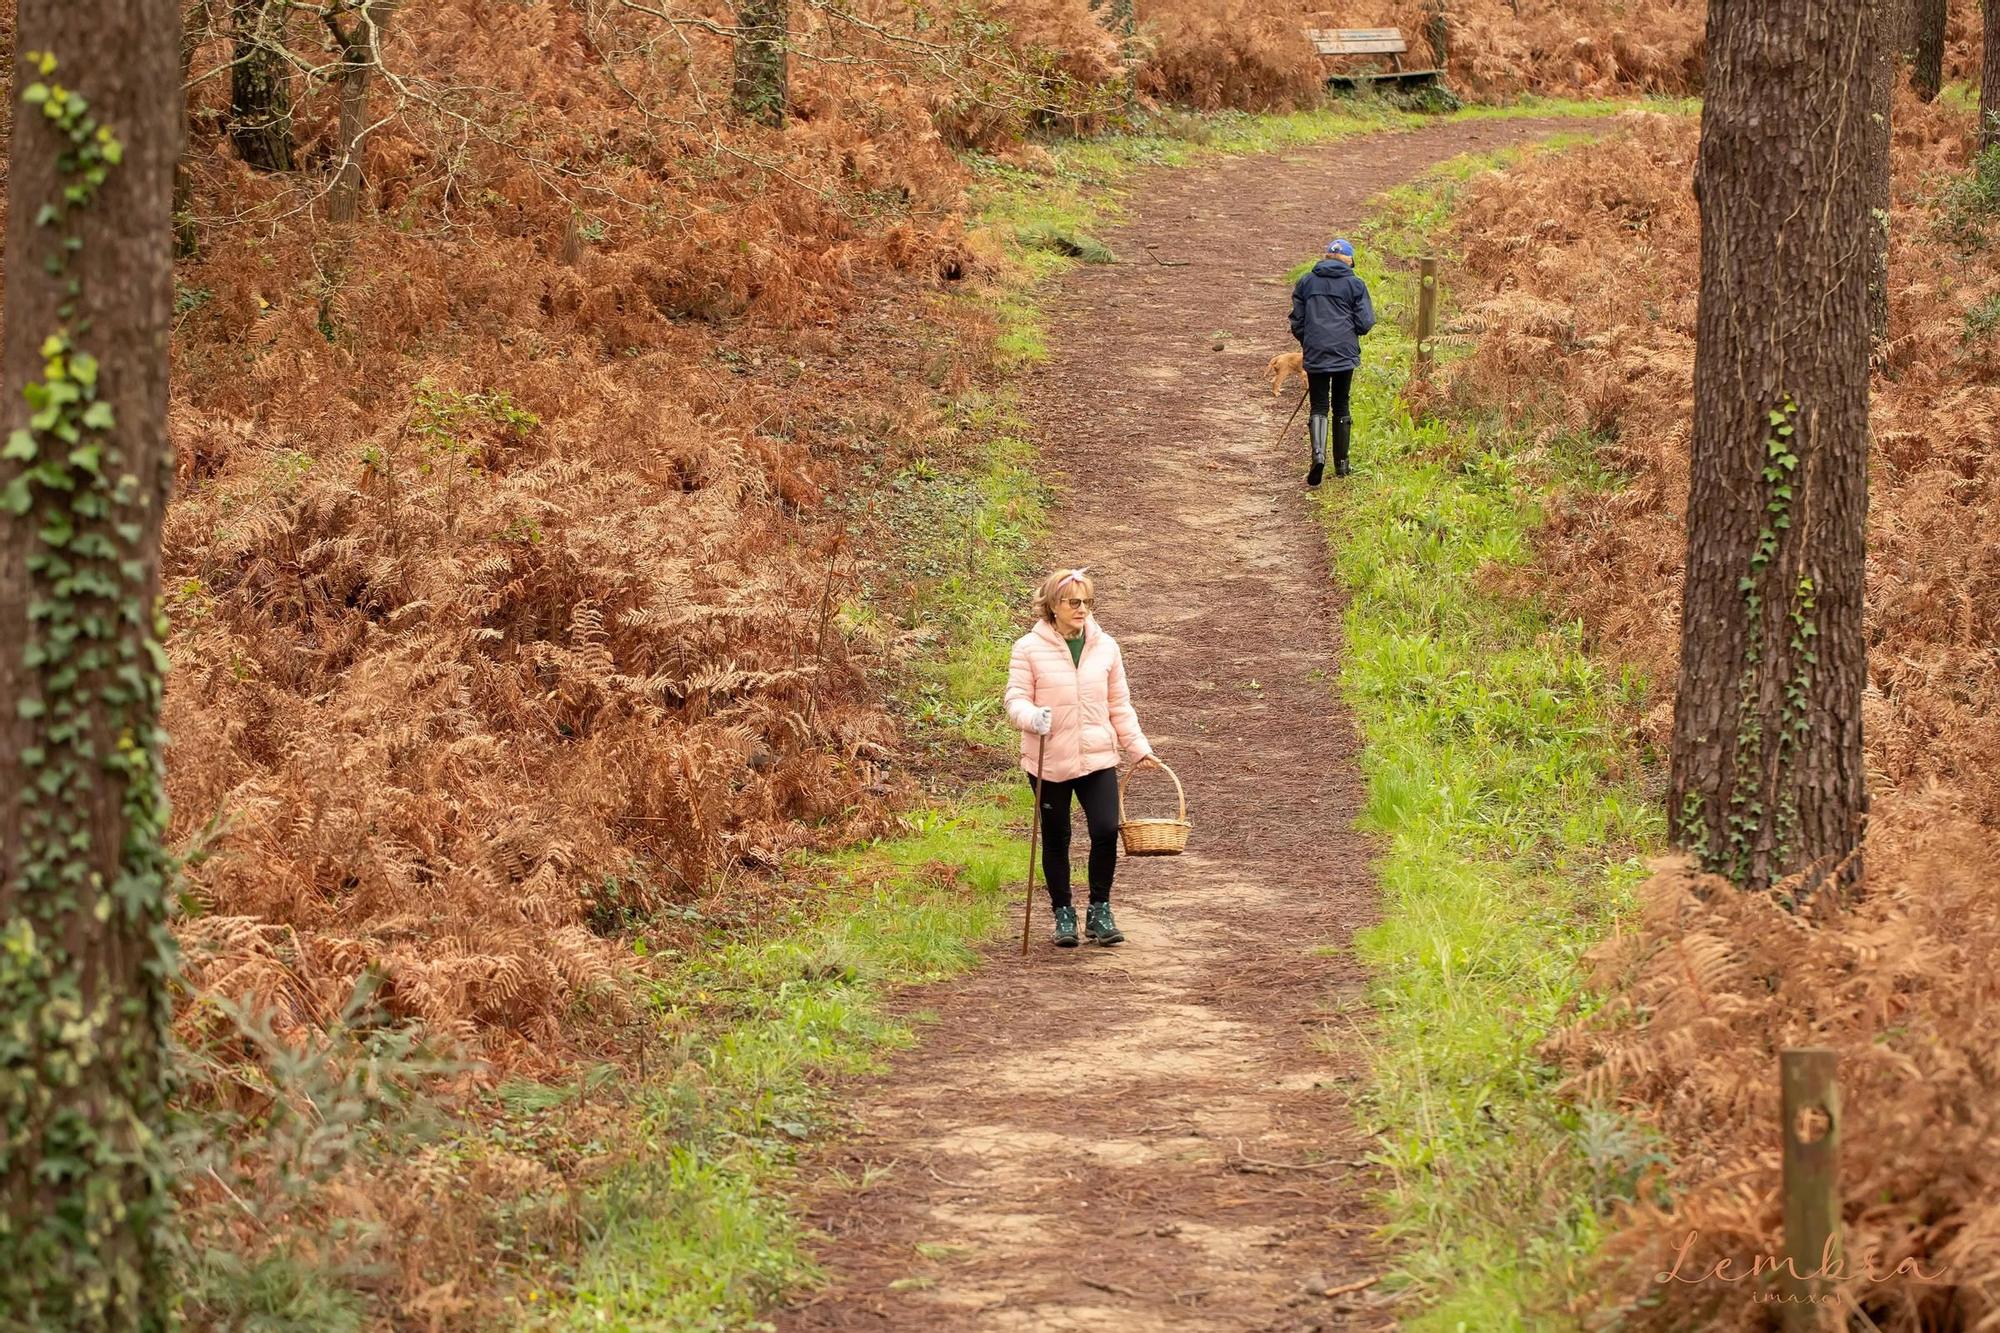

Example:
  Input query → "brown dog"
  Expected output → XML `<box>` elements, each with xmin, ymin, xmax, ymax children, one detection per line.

<box><xmin>1267</xmin><ymin>350</ymin><xmax>1305</xmax><ymax>397</ymax></box>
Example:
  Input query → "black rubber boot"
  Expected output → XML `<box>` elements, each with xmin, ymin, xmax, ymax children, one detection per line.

<box><xmin>1052</xmin><ymin>904</ymin><xmax>1079</xmax><ymax>948</ymax></box>
<box><xmin>1333</xmin><ymin>415</ymin><xmax>1353</xmax><ymax>478</ymax></box>
<box><xmin>1085</xmin><ymin>901</ymin><xmax>1124</xmax><ymax>946</ymax></box>
<box><xmin>1307</xmin><ymin>413</ymin><xmax>1327</xmax><ymax>488</ymax></box>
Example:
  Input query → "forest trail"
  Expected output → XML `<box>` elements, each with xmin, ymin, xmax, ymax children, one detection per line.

<box><xmin>780</xmin><ymin>119</ymin><xmax>1566</xmax><ymax>1332</ymax></box>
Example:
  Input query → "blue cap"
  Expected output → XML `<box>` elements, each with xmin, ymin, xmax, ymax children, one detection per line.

<box><xmin>1326</xmin><ymin>238</ymin><xmax>1355</xmax><ymax>259</ymax></box>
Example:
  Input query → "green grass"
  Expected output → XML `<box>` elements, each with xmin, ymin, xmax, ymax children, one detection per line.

<box><xmin>1310</xmin><ymin>146</ymin><xmax>1671</xmax><ymax>1328</ymax></box>
<box><xmin>531</xmin><ymin>797</ymin><xmax>1027</xmax><ymax>1331</ymax></box>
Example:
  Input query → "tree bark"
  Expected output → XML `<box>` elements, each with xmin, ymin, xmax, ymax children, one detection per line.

<box><xmin>731</xmin><ymin>0</ymin><xmax>789</xmax><ymax>127</ymax></box>
<box><xmin>1911</xmin><ymin>0</ymin><xmax>1945</xmax><ymax>100</ymax></box>
<box><xmin>1</xmin><ymin>0</ymin><xmax>183</xmax><ymax>1325</ymax></box>
<box><xmin>174</xmin><ymin>0</ymin><xmax>210</xmax><ymax>256</ymax></box>
<box><xmin>1867</xmin><ymin>0</ymin><xmax>1905</xmax><ymax>341</ymax></box>
<box><xmin>326</xmin><ymin>0</ymin><xmax>394</xmax><ymax>224</ymax></box>
<box><xmin>229</xmin><ymin>0</ymin><xmax>294</xmax><ymax>171</ymax></box>
<box><xmin>1669</xmin><ymin>0</ymin><xmax>1874</xmax><ymax>903</ymax></box>
<box><xmin>1982</xmin><ymin>0</ymin><xmax>2000</xmax><ymax>153</ymax></box>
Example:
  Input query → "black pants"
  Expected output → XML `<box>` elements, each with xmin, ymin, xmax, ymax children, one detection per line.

<box><xmin>1308</xmin><ymin>368</ymin><xmax>1354</xmax><ymax>419</ymax></box>
<box><xmin>1029</xmin><ymin>765</ymin><xmax>1120</xmax><ymax>910</ymax></box>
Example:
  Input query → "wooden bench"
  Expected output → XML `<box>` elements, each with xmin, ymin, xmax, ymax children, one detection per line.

<box><xmin>1304</xmin><ymin>27</ymin><xmax>1441</xmax><ymax>90</ymax></box>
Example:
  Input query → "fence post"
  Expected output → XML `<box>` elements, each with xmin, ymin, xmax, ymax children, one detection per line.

<box><xmin>1415</xmin><ymin>256</ymin><xmax>1439</xmax><ymax>376</ymax></box>
<box><xmin>1780</xmin><ymin>1047</ymin><xmax>1840</xmax><ymax>1330</ymax></box>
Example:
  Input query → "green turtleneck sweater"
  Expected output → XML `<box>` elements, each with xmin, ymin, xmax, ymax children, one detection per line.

<box><xmin>1065</xmin><ymin>634</ymin><xmax>1084</xmax><ymax>667</ymax></box>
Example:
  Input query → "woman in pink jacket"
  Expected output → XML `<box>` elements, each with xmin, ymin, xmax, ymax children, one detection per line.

<box><xmin>1004</xmin><ymin>567</ymin><xmax>1159</xmax><ymax>948</ymax></box>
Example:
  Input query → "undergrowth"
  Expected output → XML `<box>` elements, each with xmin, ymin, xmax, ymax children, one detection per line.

<box><xmin>1318</xmin><ymin>140</ymin><xmax>1667</xmax><ymax>1328</ymax></box>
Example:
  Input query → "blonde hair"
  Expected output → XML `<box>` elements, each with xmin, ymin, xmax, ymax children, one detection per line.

<box><xmin>1034</xmin><ymin>566</ymin><xmax>1096</xmax><ymax>625</ymax></box>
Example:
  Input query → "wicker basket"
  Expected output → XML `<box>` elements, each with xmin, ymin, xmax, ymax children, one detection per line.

<box><xmin>1119</xmin><ymin>759</ymin><xmax>1191</xmax><ymax>857</ymax></box>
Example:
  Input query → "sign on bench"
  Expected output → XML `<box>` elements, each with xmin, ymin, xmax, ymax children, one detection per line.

<box><xmin>1304</xmin><ymin>27</ymin><xmax>1408</xmax><ymax>57</ymax></box>
<box><xmin>1303</xmin><ymin>25</ymin><xmax>1440</xmax><ymax>88</ymax></box>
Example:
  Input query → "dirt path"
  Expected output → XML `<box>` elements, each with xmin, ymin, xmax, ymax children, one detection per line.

<box><xmin>779</xmin><ymin>120</ymin><xmax>1563</xmax><ymax>1333</ymax></box>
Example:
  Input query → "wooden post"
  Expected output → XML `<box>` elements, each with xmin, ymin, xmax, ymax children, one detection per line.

<box><xmin>1780</xmin><ymin>1048</ymin><xmax>1840</xmax><ymax>1329</ymax></box>
<box><xmin>1414</xmin><ymin>256</ymin><xmax>1439</xmax><ymax>374</ymax></box>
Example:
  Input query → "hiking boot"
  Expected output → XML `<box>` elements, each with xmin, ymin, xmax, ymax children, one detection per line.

<box><xmin>1051</xmin><ymin>904</ymin><xmax>1079</xmax><ymax>948</ymax></box>
<box><xmin>1333</xmin><ymin>416</ymin><xmax>1353</xmax><ymax>478</ymax></box>
<box><xmin>1085</xmin><ymin>901</ymin><xmax>1124</xmax><ymax>946</ymax></box>
<box><xmin>1307</xmin><ymin>413</ymin><xmax>1327</xmax><ymax>488</ymax></box>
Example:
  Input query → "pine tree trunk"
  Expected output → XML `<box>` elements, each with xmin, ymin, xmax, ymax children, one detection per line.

<box><xmin>174</xmin><ymin>0</ymin><xmax>209</xmax><ymax>256</ymax></box>
<box><xmin>731</xmin><ymin>0</ymin><xmax>789</xmax><ymax>128</ymax></box>
<box><xmin>1867</xmin><ymin>0</ymin><xmax>1904</xmax><ymax>341</ymax></box>
<box><xmin>1911</xmin><ymin>0</ymin><xmax>1946</xmax><ymax>100</ymax></box>
<box><xmin>330</xmin><ymin>65</ymin><xmax>371</xmax><ymax>223</ymax></box>
<box><xmin>0</xmin><ymin>0</ymin><xmax>183</xmax><ymax>1325</ymax></box>
<box><xmin>1669</xmin><ymin>0</ymin><xmax>1874</xmax><ymax>902</ymax></box>
<box><xmin>230</xmin><ymin>0</ymin><xmax>294</xmax><ymax>171</ymax></box>
<box><xmin>1982</xmin><ymin>0</ymin><xmax>2000</xmax><ymax>152</ymax></box>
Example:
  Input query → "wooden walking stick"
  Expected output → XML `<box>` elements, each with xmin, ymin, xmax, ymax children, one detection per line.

<box><xmin>1022</xmin><ymin>733</ymin><xmax>1047</xmax><ymax>955</ymax></box>
<box><xmin>1275</xmin><ymin>388</ymin><xmax>1307</xmax><ymax>450</ymax></box>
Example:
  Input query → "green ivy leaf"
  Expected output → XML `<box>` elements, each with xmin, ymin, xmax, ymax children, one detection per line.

<box><xmin>3</xmin><ymin>430</ymin><xmax>37</xmax><ymax>462</ymax></box>
<box><xmin>81</xmin><ymin>402</ymin><xmax>114</xmax><ymax>432</ymax></box>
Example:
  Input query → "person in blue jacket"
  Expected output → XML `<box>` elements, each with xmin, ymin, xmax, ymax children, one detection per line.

<box><xmin>1288</xmin><ymin>237</ymin><xmax>1377</xmax><ymax>486</ymax></box>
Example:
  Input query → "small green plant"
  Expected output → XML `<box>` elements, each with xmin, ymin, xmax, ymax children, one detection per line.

<box><xmin>1937</xmin><ymin>144</ymin><xmax>2000</xmax><ymax>247</ymax></box>
<box><xmin>174</xmin><ymin>978</ymin><xmax>455</xmax><ymax>1329</ymax></box>
<box><xmin>497</xmin><ymin>513</ymin><xmax>544</xmax><ymax>545</ymax></box>
<box><xmin>410</xmin><ymin>381</ymin><xmax>540</xmax><ymax>449</ymax></box>
<box><xmin>1964</xmin><ymin>291</ymin><xmax>2000</xmax><ymax>343</ymax></box>
<box><xmin>1015</xmin><ymin>219</ymin><xmax>1115</xmax><ymax>264</ymax></box>
<box><xmin>407</xmin><ymin>381</ymin><xmax>540</xmax><ymax>528</ymax></box>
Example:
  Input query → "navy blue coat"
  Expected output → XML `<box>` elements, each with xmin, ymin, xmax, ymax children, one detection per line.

<box><xmin>1290</xmin><ymin>258</ymin><xmax>1377</xmax><ymax>373</ymax></box>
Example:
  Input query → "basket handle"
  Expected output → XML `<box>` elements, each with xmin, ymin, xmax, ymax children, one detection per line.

<box><xmin>1119</xmin><ymin>758</ymin><xmax>1186</xmax><ymax>823</ymax></box>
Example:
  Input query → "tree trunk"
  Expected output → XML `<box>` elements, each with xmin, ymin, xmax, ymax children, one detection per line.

<box><xmin>731</xmin><ymin>0</ymin><xmax>789</xmax><ymax>127</ymax></box>
<box><xmin>0</xmin><ymin>0</ymin><xmax>183</xmax><ymax>1325</ymax></box>
<box><xmin>1911</xmin><ymin>0</ymin><xmax>1945</xmax><ymax>100</ymax></box>
<box><xmin>230</xmin><ymin>0</ymin><xmax>294</xmax><ymax>171</ymax></box>
<box><xmin>327</xmin><ymin>1</ymin><xmax>395</xmax><ymax>224</ymax></box>
<box><xmin>1669</xmin><ymin>0</ymin><xmax>1874</xmax><ymax>903</ymax></box>
<box><xmin>174</xmin><ymin>0</ymin><xmax>209</xmax><ymax>256</ymax></box>
<box><xmin>1867</xmin><ymin>0</ymin><xmax>1905</xmax><ymax>341</ymax></box>
<box><xmin>1982</xmin><ymin>0</ymin><xmax>2000</xmax><ymax>153</ymax></box>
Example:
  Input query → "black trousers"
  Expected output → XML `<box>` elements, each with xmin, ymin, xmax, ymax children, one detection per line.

<box><xmin>1028</xmin><ymin>764</ymin><xmax>1121</xmax><ymax>910</ymax></box>
<box><xmin>1308</xmin><ymin>368</ymin><xmax>1354</xmax><ymax>420</ymax></box>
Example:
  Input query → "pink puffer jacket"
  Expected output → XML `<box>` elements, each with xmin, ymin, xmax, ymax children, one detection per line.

<box><xmin>1004</xmin><ymin>616</ymin><xmax>1154</xmax><ymax>782</ymax></box>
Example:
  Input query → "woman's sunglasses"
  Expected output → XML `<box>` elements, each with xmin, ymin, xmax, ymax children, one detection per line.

<box><xmin>1059</xmin><ymin>597</ymin><xmax>1094</xmax><ymax>610</ymax></box>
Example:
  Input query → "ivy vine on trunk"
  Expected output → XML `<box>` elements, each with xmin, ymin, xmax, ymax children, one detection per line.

<box><xmin>1669</xmin><ymin>0</ymin><xmax>1874</xmax><ymax>903</ymax></box>
<box><xmin>0</xmin><ymin>3</ymin><xmax>184</xmax><ymax>1327</ymax></box>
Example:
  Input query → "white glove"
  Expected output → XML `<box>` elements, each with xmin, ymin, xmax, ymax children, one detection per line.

<box><xmin>1030</xmin><ymin>706</ymin><xmax>1053</xmax><ymax>736</ymax></box>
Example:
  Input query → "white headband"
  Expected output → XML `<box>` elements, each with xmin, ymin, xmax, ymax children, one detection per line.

<box><xmin>1055</xmin><ymin>566</ymin><xmax>1089</xmax><ymax>593</ymax></box>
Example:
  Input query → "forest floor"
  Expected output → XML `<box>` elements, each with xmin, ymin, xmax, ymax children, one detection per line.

<box><xmin>775</xmin><ymin>118</ymin><xmax>1572</xmax><ymax>1332</ymax></box>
